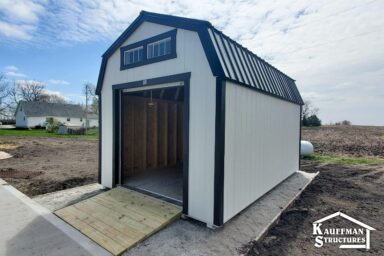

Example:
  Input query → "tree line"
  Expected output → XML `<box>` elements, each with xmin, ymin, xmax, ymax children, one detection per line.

<box><xmin>0</xmin><ymin>74</ymin><xmax>98</xmax><ymax>120</ymax></box>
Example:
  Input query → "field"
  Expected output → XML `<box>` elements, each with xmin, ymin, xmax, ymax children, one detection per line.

<box><xmin>0</xmin><ymin>132</ymin><xmax>98</xmax><ymax>196</ymax></box>
<box><xmin>302</xmin><ymin>125</ymin><xmax>384</xmax><ymax>157</ymax></box>
<box><xmin>247</xmin><ymin>125</ymin><xmax>384</xmax><ymax>255</ymax></box>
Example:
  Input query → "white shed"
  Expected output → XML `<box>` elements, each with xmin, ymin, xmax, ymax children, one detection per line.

<box><xmin>96</xmin><ymin>11</ymin><xmax>304</xmax><ymax>227</ymax></box>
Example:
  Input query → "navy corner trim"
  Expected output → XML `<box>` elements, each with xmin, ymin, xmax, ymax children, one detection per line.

<box><xmin>214</xmin><ymin>77</ymin><xmax>226</xmax><ymax>226</ymax></box>
<box><xmin>98</xmin><ymin>94</ymin><xmax>102</xmax><ymax>184</ymax></box>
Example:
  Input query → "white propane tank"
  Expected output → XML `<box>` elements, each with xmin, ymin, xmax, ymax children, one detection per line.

<box><xmin>301</xmin><ymin>140</ymin><xmax>314</xmax><ymax>156</ymax></box>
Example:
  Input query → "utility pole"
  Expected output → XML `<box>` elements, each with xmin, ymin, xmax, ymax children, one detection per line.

<box><xmin>85</xmin><ymin>83</ymin><xmax>88</xmax><ymax>133</ymax></box>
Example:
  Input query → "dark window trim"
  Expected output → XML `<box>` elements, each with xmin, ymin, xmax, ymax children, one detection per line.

<box><xmin>120</xmin><ymin>29</ymin><xmax>177</xmax><ymax>70</ymax></box>
<box><xmin>112</xmin><ymin>72</ymin><xmax>191</xmax><ymax>215</ymax></box>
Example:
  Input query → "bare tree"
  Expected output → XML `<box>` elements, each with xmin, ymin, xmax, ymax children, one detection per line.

<box><xmin>302</xmin><ymin>100</ymin><xmax>319</xmax><ymax>119</ymax></box>
<box><xmin>83</xmin><ymin>82</ymin><xmax>96</xmax><ymax>130</ymax></box>
<box><xmin>18</xmin><ymin>80</ymin><xmax>45</xmax><ymax>101</ymax></box>
<box><xmin>0</xmin><ymin>74</ymin><xmax>9</xmax><ymax>117</ymax></box>
<box><xmin>40</xmin><ymin>93</ymin><xmax>67</xmax><ymax>104</ymax></box>
<box><xmin>5</xmin><ymin>80</ymin><xmax>22</xmax><ymax>116</ymax></box>
<box><xmin>90</xmin><ymin>96</ymin><xmax>98</xmax><ymax>114</ymax></box>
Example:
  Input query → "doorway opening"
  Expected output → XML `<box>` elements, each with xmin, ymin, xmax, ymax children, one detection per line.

<box><xmin>120</xmin><ymin>85</ymin><xmax>185</xmax><ymax>205</ymax></box>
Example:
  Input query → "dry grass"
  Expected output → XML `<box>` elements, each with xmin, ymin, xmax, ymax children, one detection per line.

<box><xmin>0</xmin><ymin>142</ymin><xmax>19</xmax><ymax>150</ymax></box>
<box><xmin>302</xmin><ymin>125</ymin><xmax>384</xmax><ymax>157</ymax></box>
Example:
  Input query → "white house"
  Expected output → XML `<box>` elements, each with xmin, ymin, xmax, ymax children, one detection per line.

<box><xmin>96</xmin><ymin>11</ymin><xmax>304</xmax><ymax>227</ymax></box>
<box><xmin>15</xmin><ymin>101</ymin><xmax>86</xmax><ymax>128</ymax></box>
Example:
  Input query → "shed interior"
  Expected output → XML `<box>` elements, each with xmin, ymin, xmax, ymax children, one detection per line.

<box><xmin>121</xmin><ymin>86</ymin><xmax>184</xmax><ymax>204</ymax></box>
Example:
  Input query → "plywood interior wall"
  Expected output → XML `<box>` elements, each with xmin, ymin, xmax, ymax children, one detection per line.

<box><xmin>121</xmin><ymin>95</ymin><xmax>184</xmax><ymax>178</ymax></box>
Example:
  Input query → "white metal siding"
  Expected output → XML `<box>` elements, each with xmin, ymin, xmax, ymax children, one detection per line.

<box><xmin>101</xmin><ymin>22</ymin><xmax>216</xmax><ymax>225</ymax></box>
<box><xmin>223</xmin><ymin>81</ymin><xmax>300</xmax><ymax>223</ymax></box>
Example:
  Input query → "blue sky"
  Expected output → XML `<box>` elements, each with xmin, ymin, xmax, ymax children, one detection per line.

<box><xmin>1</xmin><ymin>0</ymin><xmax>383</xmax><ymax>125</ymax></box>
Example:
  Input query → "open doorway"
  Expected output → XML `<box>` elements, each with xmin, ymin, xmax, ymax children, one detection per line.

<box><xmin>120</xmin><ymin>85</ymin><xmax>185</xmax><ymax>205</ymax></box>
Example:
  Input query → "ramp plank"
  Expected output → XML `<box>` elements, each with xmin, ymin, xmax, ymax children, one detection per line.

<box><xmin>55</xmin><ymin>187</ymin><xmax>182</xmax><ymax>255</ymax></box>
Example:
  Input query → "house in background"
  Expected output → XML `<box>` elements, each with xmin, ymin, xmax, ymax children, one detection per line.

<box><xmin>86</xmin><ymin>114</ymin><xmax>99</xmax><ymax>128</ymax></box>
<box><xmin>15</xmin><ymin>101</ymin><xmax>86</xmax><ymax>128</ymax></box>
<box><xmin>97</xmin><ymin>11</ymin><xmax>303</xmax><ymax>227</ymax></box>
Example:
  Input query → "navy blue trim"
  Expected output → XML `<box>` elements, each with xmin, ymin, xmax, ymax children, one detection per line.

<box><xmin>120</xmin><ymin>29</ymin><xmax>177</xmax><ymax>70</ymax></box>
<box><xmin>98</xmin><ymin>94</ymin><xmax>102</xmax><ymax>184</ymax></box>
<box><xmin>112</xmin><ymin>72</ymin><xmax>190</xmax><ymax>90</ymax></box>
<box><xmin>182</xmin><ymin>78</ymin><xmax>190</xmax><ymax>215</ymax></box>
<box><xmin>112</xmin><ymin>89</ymin><xmax>120</xmax><ymax>187</ymax></box>
<box><xmin>299</xmin><ymin>105</ymin><xmax>302</xmax><ymax>170</ymax></box>
<box><xmin>214</xmin><ymin>77</ymin><xmax>225</xmax><ymax>226</ymax></box>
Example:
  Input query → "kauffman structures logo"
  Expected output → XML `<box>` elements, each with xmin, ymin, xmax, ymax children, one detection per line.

<box><xmin>313</xmin><ymin>211</ymin><xmax>375</xmax><ymax>250</ymax></box>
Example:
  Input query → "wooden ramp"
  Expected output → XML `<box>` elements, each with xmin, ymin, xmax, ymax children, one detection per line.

<box><xmin>55</xmin><ymin>187</ymin><xmax>182</xmax><ymax>255</ymax></box>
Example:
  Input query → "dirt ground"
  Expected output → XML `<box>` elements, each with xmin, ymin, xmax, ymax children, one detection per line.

<box><xmin>302</xmin><ymin>125</ymin><xmax>384</xmax><ymax>157</ymax></box>
<box><xmin>246</xmin><ymin>161</ymin><xmax>384</xmax><ymax>255</ymax></box>
<box><xmin>0</xmin><ymin>137</ymin><xmax>97</xmax><ymax>196</ymax></box>
<box><xmin>247</xmin><ymin>125</ymin><xmax>384</xmax><ymax>255</ymax></box>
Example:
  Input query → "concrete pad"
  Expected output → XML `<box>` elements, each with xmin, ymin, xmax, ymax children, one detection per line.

<box><xmin>0</xmin><ymin>179</ymin><xmax>111</xmax><ymax>256</ymax></box>
<box><xmin>0</xmin><ymin>151</ymin><xmax>12</xmax><ymax>160</ymax></box>
<box><xmin>123</xmin><ymin>171</ymin><xmax>317</xmax><ymax>256</ymax></box>
<box><xmin>33</xmin><ymin>183</ymin><xmax>105</xmax><ymax>212</ymax></box>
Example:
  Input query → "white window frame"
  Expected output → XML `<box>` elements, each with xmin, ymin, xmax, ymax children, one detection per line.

<box><xmin>147</xmin><ymin>37</ymin><xmax>172</xmax><ymax>59</ymax></box>
<box><xmin>124</xmin><ymin>46</ymin><xmax>144</xmax><ymax>65</ymax></box>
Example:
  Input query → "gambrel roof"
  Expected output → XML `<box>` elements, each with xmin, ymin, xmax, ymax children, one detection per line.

<box><xmin>96</xmin><ymin>11</ymin><xmax>304</xmax><ymax>105</ymax></box>
<box><xmin>16</xmin><ymin>101</ymin><xmax>85</xmax><ymax>118</ymax></box>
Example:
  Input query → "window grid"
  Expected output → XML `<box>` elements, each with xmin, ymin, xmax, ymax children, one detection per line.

<box><xmin>124</xmin><ymin>46</ymin><xmax>144</xmax><ymax>65</ymax></box>
<box><xmin>147</xmin><ymin>37</ymin><xmax>171</xmax><ymax>59</ymax></box>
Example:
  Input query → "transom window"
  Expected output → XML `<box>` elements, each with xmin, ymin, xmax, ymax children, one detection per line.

<box><xmin>147</xmin><ymin>37</ymin><xmax>171</xmax><ymax>59</ymax></box>
<box><xmin>124</xmin><ymin>46</ymin><xmax>144</xmax><ymax>65</ymax></box>
<box><xmin>120</xmin><ymin>29</ymin><xmax>177</xmax><ymax>70</ymax></box>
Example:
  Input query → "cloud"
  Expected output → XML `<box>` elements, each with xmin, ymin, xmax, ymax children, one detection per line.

<box><xmin>0</xmin><ymin>21</ymin><xmax>33</xmax><ymax>40</ymax></box>
<box><xmin>47</xmin><ymin>79</ymin><xmax>70</xmax><ymax>85</ymax></box>
<box><xmin>3</xmin><ymin>65</ymin><xmax>26</xmax><ymax>77</ymax></box>
<box><xmin>1</xmin><ymin>0</ymin><xmax>383</xmax><ymax>124</ymax></box>
<box><xmin>0</xmin><ymin>0</ymin><xmax>45</xmax><ymax>41</ymax></box>
<box><xmin>15</xmin><ymin>79</ymin><xmax>44</xmax><ymax>87</ymax></box>
<box><xmin>0</xmin><ymin>0</ymin><xmax>44</xmax><ymax>23</ymax></box>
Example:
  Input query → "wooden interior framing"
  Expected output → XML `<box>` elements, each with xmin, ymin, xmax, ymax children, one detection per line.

<box><xmin>121</xmin><ymin>94</ymin><xmax>184</xmax><ymax>178</ymax></box>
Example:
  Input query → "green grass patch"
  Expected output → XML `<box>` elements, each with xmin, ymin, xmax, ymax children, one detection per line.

<box><xmin>304</xmin><ymin>154</ymin><xmax>384</xmax><ymax>165</ymax></box>
<box><xmin>0</xmin><ymin>128</ymin><xmax>98</xmax><ymax>140</ymax></box>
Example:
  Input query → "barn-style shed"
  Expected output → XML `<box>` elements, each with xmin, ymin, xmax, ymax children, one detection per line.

<box><xmin>96</xmin><ymin>11</ymin><xmax>304</xmax><ymax>227</ymax></box>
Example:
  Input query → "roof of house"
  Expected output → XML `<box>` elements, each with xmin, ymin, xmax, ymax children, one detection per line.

<box><xmin>96</xmin><ymin>11</ymin><xmax>304</xmax><ymax>105</ymax></box>
<box><xmin>17</xmin><ymin>101</ymin><xmax>86</xmax><ymax>118</ymax></box>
